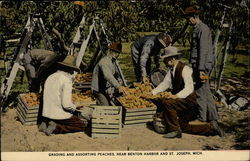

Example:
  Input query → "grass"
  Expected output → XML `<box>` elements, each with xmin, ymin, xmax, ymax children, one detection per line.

<box><xmin>118</xmin><ymin>41</ymin><xmax>249</xmax><ymax>85</ymax></box>
<box><xmin>0</xmin><ymin>37</ymin><xmax>249</xmax><ymax>102</ymax></box>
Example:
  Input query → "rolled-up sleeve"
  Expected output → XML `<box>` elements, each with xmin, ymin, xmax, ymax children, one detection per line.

<box><xmin>176</xmin><ymin>66</ymin><xmax>194</xmax><ymax>98</ymax></box>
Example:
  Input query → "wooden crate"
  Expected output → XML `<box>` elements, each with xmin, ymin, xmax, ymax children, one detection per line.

<box><xmin>123</xmin><ymin>106</ymin><xmax>157</xmax><ymax>127</ymax></box>
<box><xmin>16</xmin><ymin>94</ymin><xmax>39</xmax><ymax>125</ymax></box>
<box><xmin>74</xmin><ymin>101</ymin><xmax>96</xmax><ymax>108</ymax></box>
<box><xmin>91</xmin><ymin>106</ymin><xmax>122</xmax><ymax>138</ymax></box>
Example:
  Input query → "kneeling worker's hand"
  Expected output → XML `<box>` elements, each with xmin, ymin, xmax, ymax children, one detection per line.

<box><xmin>118</xmin><ymin>86</ymin><xmax>128</xmax><ymax>95</ymax></box>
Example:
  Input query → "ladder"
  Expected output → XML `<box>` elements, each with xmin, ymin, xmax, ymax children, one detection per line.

<box><xmin>0</xmin><ymin>14</ymin><xmax>52</xmax><ymax>108</ymax></box>
<box><xmin>71</xmin><ymin>16</ymin><xmax>127</xmax><ymax>86</ymax></box>
<box><xmin>0</xmin><ymin>14</ymin><xmax>127</xmax><ymax>109</ymax></box>
<box><xmin>213</xmin><ymin>3</ymin><xmax>234</xmax><ymax>108</ymax></box>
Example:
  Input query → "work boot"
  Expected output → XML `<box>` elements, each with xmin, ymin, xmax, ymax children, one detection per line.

<box><xmin>189</xmin><ymin>119</ymin><xmax>206</xmax><ymax>125</ymax></box>
<box><xmin>211</xmin><ymin>121</ymin><xmax>225</xmax><ymax>137</ymax></box>
<box><xmin>38</xmin><ymin>122</ymin><xmax>47</xmax><ymax>132</ymax></box>
<box><xmin>163</xmin><ymin>130</ymin><xmax>182</xmax><ymax>139</ymax></box>
<box><xmin>45</xmin><ymin>121</ymin><xmax>56</xmax><ymax>136</ymax></box>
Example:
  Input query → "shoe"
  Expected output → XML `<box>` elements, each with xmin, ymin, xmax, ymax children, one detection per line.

<box><xmin>211</xmin><ymin>121</ymin><xmax>225</xmax><ymax>137</ymax></box>
<box><xmin>163</xmin><ymin>130</ymin><xmax>182</xmax><ymax>139</ymax></box>
<box><xmin>189</xmin><ymin>119</ymin><xmax>207</xmax><ymax>125</ymax></box>
<box><xmin>38</xmin><ymin>122</ymin><xmax>47</xmax><ymax>132</ymax></box>
<box><xmin>45</xmin><ymin>121</ymin><xmax>56</xmax><ymax>136</ymax></box>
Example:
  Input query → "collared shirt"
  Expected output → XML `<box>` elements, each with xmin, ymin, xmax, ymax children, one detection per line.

<box><xmin>152</xmin><ymin>63</ymin><xmax>194</xmax><ymax>98</ymax></box>
<box><xmin>43</xmin><ymin>70</ymin><xmax>76</xmax><ymax>120</ymax></box>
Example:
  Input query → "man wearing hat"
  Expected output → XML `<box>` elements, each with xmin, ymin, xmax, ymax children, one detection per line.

<box><xmin>131</xmin><ymin>33</ymin><xmax>172</xmax><ymax>83</ymax></box>
<box><xmin>91</xmin><ymin>42</ymin><xmax>127</xmax><ymax>106</ymax></box>
<box><xmin>39</xmin><ymin>55</ymin><xmax>88</xmax><ymax>135</ymax></box>
<box><xmin>183</xmin><ymin>7</ymin><xmax>219</xmax><ymax>124</ymax></box>
<box><xmin>151</xmin><ymin>46</ymin><xmax>224</xmax><ymax>138</ymax></box>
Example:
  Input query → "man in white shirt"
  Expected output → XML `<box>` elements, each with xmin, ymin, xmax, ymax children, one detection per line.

<box><xmin>39</xmin><ymin>55</ymin><xmax>88</xmax><ymax>135</ymax></box>
<box><xmin>152</xmin><ymin>46</ymin><xmax>224</xmax><ymax>138</ymax></box>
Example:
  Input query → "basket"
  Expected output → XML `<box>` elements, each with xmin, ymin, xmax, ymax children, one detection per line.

<box><xmin>153</xmin><ymin>113</ymin><xmax>167</xmax><ymax>134</ymax></box>
<box><xmin>150</xmin><ymin>68</ymin><xmax>167</xmax><ymax>87</ymax></box>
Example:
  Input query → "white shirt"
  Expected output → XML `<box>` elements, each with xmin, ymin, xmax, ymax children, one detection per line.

<box><xmin>43</xmin><ymin>71</ymin><xmax>76</xmax><ymax>120</ymax></box>
<box><xmin>152</xmin><ymin>63</ymin><xmax>194</xmax><ymax>98</ymax></box>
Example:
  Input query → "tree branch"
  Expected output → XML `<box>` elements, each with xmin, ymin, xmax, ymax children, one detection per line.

<box><xmin>51</xmin><ymin>28</ymin><xmax>70</xmax><ymax>51</ymax></box>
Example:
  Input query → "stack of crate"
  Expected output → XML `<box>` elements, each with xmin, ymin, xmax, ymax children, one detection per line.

<box><xmin>91</xmin><ymin>106</ymin><xmax>122</xmax><ymax>138</ymax></box>
<box><xmin>16</xmin><ymin>94</ymin><xmax>39</xmax><ymax>125</ymax></box>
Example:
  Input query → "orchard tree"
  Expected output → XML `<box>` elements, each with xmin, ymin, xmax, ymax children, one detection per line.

<box><xmin>1</xmin><ymin>1</ymin><xmax>248</xmax><ymax>48</ymax></box>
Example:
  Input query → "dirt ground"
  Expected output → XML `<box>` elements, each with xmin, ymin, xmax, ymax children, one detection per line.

<box><xmin>1</xmin><ymin>106</ymin><xmax>249</xmax><ymax>152</ymax></box>
<box><xmin>1</xmin><ymin>77</ymin><xmax>249</xmax><ymax>152</ymax></box>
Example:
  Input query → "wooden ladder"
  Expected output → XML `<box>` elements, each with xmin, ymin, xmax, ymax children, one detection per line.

<box><xmin>0</xmin><ymin>14</ymin><xmax>52</xmax><ymax>108</ymax></box>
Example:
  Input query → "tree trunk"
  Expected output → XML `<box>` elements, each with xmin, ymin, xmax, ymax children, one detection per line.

<box><xmin>172</xmin><ymin>22</ymin><xmax>189</xmax><ymax>45</ymax></box>
<box><xmin>51</xmin><ymin>28</ymin><xmax>70</xmax><ymax>52</ymax></box>
<box><xmin>213</xmin><ymin>10</ymin><xmax>226</xmax><ymax>90</ymax></box>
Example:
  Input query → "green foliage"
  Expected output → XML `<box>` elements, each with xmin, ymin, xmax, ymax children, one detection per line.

<box><xmin>1</xmin><ymin>1</ymin><xmax>249</xmax><ymax>46</ymax></box>
<box><xmin>1</xmin><ymin>1</ymin><xmax>83</xmax><ymax>49</ymax></box>
<box><xmin>180</xmin><ymin>0</ymin><xmax>249</xmax><ymax>47</ymax></box>
<box><xmin>81</xmin><ymin>1</ymin><xmax>141</xmax><ymax>42</ymax></box>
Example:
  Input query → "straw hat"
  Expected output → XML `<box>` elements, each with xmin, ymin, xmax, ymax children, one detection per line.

<box><xmin>160</xmin><ymin>46</ymin><xmax>182</xmax><ymax>59</ymax></box>
<box><xmin>57</xmin><ymin>55</ymin><xmax>80</xmax><ymax>71</ymax></box>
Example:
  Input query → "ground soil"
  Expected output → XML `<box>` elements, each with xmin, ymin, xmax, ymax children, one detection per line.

<box><xmin>1</xmin><ymin>77</ymin><xmax>249</xmax><ymax>152</ymax></box>
<box><xmin>1</xmin><ymin>105</ymin><xmax>249</xmax><ymax>152</ymax></box>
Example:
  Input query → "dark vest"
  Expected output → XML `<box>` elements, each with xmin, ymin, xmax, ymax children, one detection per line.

<box><xmin>171</xmin><ymin>62</ymin><xmax>185</xmax><ymax>95</ymax></box>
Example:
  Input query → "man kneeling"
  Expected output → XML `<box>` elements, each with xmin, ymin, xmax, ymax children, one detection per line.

<box><xmin>38</xmin><ymin>55</ymin><xmax>88</xmax><ymax>135</ymax></box>
<box><xmin>151</xmin><ymin>46</ymin><xmax>224</xmax><ymax>138</ymax></box>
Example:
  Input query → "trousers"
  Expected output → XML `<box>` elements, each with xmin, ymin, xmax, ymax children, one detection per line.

<box><xmin>42</xmin><ymin>115</ymin><xmax>88</xmax><ymax>134</ymax></box>
<box><xmin>194</xmin><ymin>69</ymin><xmax>219</xmax><ymax>121</ymax></box>
<box><xmin>92</xmin><ymin>90</ymin><xmax>111</xmax><ymax>106</ymax></box>
<box><xmin>162</xmin><ymin>93</ymin><xmax>215</xmax><ymax>136</ymax></box>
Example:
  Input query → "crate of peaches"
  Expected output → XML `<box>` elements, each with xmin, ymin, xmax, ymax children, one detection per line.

<box><xmin>117</xmin><ymin>83</ymin><xmax>157</xmax><ymax>126</ymax></box>
<box><xmin>73</xmin><ymin>73</ymin><xmax>92</xmax><ymax>89</ymax></box>
<box><xmin>72</xmin><ymin>90</ymin><xmax>96</xmax><ymax>107</ymax></box>
<box><xmin>17</xmin><ymin>93</ymin><xmax>41</xmax><ymax>125</ymax></box>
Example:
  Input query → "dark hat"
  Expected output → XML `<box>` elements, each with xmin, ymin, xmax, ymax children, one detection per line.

<box><xmin>183</xmin><ymin>7</ymin><xmax>201</xmax><ymax>17</ymax></box>
<box><xmin>58</xmin><ymin>55</ymin><xmax>80</xmax><ymax>71</ymax></box>
<box><xmin>158</xmin><ymin>33</ymin><xmax>172</xmax><ymax>48</ymax></box>
<box><xmin>108</xmin><ymin>42</ymin><xmax>122</xmax><ymax>53</ymax></box>
<box><xmin>160</xmin><ymin>46</ymin><xmax>182</xmax><ymax>59</ymax></box>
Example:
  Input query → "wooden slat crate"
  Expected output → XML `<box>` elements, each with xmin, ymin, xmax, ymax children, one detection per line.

<box><xmin>74</xmin><ymin>101</ymin><xmax>96</xmax><ymax>108</ymax></box>
<box><xmin>16</xmin><ymin>94</ymin><xmax>39</xmax><ymax>125</ymax></box>
<box><xmin>91</xmin><ymin>106</ymin><xmax>122</xmax><ymax>138</ymax></box>
<box><xmin>123</xmin><ymin>106</ymin><xmax>157</xmax><ymax>126</ymax></box>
